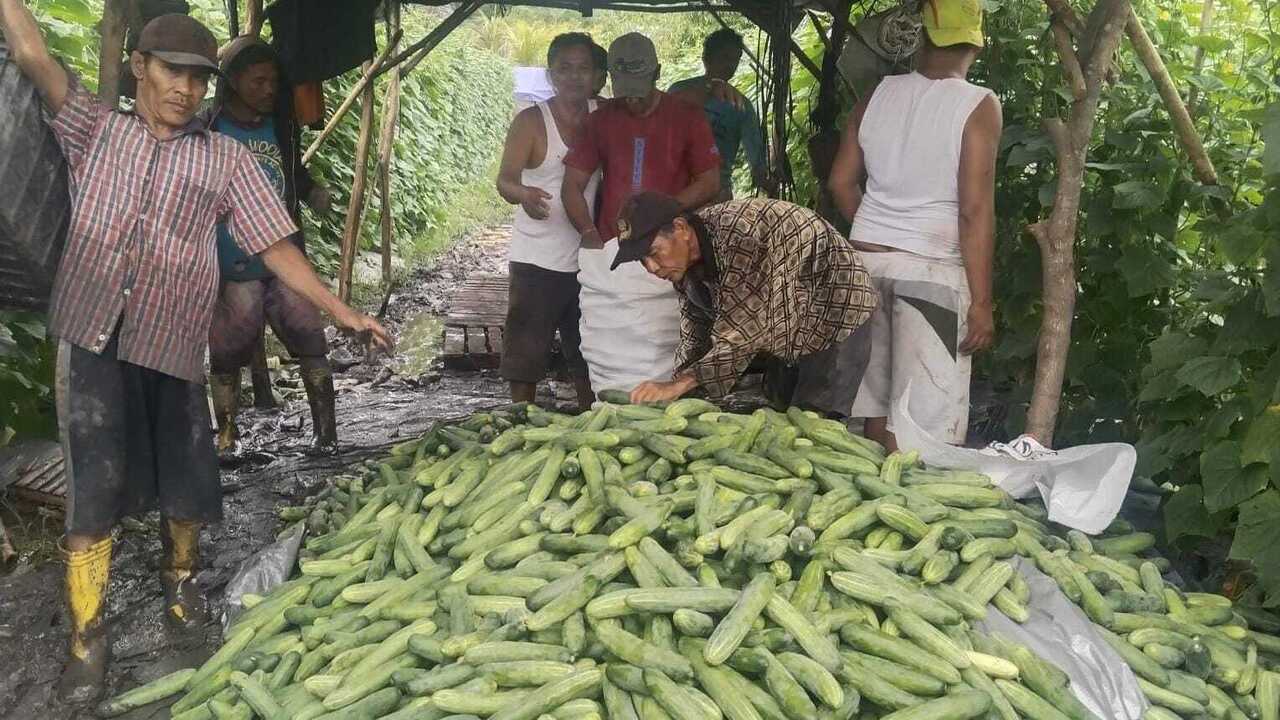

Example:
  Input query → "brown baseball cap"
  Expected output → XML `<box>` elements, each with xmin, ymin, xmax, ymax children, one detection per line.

<box><xmin>610</xmin><ymin>192</ymin><xmax>684</xmax><ymax>270</ymax></box>
<box><xmin>136</xmin><ymin>14</ymin><xmax>220</xmax><ymax>73</ymax></box>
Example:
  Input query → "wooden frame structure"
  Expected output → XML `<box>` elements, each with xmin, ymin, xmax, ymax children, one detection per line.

<box><xmin>85</xmin><ymin>0</ymin><xmax>1226</xmax><ymax>444</ymax></box>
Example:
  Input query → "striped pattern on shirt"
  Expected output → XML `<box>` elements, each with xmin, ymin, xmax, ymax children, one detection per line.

<box><xmin>45</xmin><ymin>80</ymin><xmax>297</xmax><ymax>383</ymax></box>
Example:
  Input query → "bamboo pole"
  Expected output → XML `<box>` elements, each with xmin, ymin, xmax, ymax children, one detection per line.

<box><xmin>338</xmin><ymin>62</ymin><xmax>378</xmax><ymax>304</ymax></box>
<box><xmin>244</xmin><ymin>0</ymin><xmax>264</xmax><ymax>38</ymax></box>
<box><xmin>1125</xmin><ymin>8</ymin><xmax>1218</xmax><ymax>187</ymax></box>
<box><xmin>97</xmin><ymin>0</ymin><xmax>128</xmax><ymax>108</ymax></box>
<box><xmin>377</xmin><ymin>2</ymin><xmax>401</xmax><ymax>285</ymax></box>
<box><xmin>301</xmin><ymin>30</ymin><xmax>403</xmax><ymax>166</ymax></box>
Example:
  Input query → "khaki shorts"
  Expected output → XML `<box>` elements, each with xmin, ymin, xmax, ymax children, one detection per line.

<box><xmin>849</xmin><ymin>250</ymin><xmax>971</xmax><ymax>444</ymax></box>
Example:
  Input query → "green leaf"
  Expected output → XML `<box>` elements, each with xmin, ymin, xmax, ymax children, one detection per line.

<box><xmin>1217</xmin><ymin>224</ymin><xmax>1267</xmax><ymax>264</ymax></box>
<box><xmin>1138</xmin><ymin>369</ymin><xmax>1186</xmax><ymax>403</ymax></box>
<box><xmin>1230</xmin><ymin>490</ymin><xmax>1280</xmax><ymax>605</ymax></box>
<box><xmin>1265</xmin><ymin>241</ymin><xmax>1280</xmax><ymax>318</ymax></box>
<box><xmin>1188</xmin><ymin>34</ymin><xmax>1231</xmax><ymax>53</ymax></box>
<box><xmin>1202</xmin><ymin>441</ymin><xmax>1269</xmax><ymax>513</ymax></box>
<box><xmin>1117</xmin><ymin>246</ymin><xmax>1177</xmax><ymax>298</ymax></box>
<box><xmin>1263</xmin><ymin>103</ymin><xmax>1280</xmax><ymax>177</ymax></box>
<box><xmin>1148</xmin><ymin>332</ymin><xmax>1209</xmax><ymax>371</ymax></box>
<box><xmin>1112</xmin><ymin>180</ymin><xmax>1163</xmax><ymax>210</ymax></box>
<box><xmin>1176</xmin><ymin>356</ymin><xmax>1244</xmax><ymax>396</ymax></box>
<box><xmin>1164</xmin><ymin>485</ymin><xmax>1227</xmax><ymax>544</ymax></box>
<box><xmin>1242</xmin><ymin>405</ymin><xmax>1280</xmax><ymax>466</ymax></box>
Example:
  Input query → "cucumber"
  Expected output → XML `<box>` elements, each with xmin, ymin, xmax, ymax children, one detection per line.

<box><xmin>877</xmin><ymin>690</ymin><xmax>991</xmax><ymax>720</ymax></box>
<box><xmin>96</xmin><ymin>668</ymin><xmax>198</xmax><ymax>717</ymax></box>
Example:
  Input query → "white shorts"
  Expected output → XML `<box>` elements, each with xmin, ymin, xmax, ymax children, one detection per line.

<box><xmin>849</xmin><ymin>250</ymin><xmax>971</xmax><ymax>444</ymax></box>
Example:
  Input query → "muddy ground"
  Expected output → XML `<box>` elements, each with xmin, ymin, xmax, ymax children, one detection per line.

<box><xmin>0</xmin><ymin>224</ymin><xmax>594</xmax><ymax>719</ymax></box>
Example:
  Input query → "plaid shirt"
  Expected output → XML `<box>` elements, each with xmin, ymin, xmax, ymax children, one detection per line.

<box><xmin>676</xmin><ymin>199</ymin><xmax>878</xmax><ymax>397</ymax></box>
<box><xmin>46</xmin><ymin>80</ymin><xmax>297</xmax><ymax>383</ymax></box>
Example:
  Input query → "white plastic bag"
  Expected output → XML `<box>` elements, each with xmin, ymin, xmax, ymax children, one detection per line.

<box><xmin>975</xmin><ymin>558</ymin><xmax>1148</xmax><ymax>719</ymax></box>
<box><xmin>577</xmin><ymin>244</ymin><xmax>681</xmax><ymax>393</ymax></box>
<box><xmin>891</xmin><ymin>385</ymin><xmax>1137</xmax><ymax>534</ymax></box>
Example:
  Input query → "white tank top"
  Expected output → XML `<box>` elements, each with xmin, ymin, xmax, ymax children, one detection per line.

<box><xmin>510</xmin><ymin>100</ymin><xmax>601</xmax><ymax>273</ymax></box>
<box><xmin>850</xmin><ymin>72</ymin><xmax>995</xmax><ymax>262</ymax></box>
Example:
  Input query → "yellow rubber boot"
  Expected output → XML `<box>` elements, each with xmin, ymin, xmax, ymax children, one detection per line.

<box><xmin>57</xmin><ymin>537</ymin><xmax>111</xmax><ymax>704</ymax></box>
<box><xmin>160</xmin><ymin>518</ymin><xmax>208</xmax><ymax>629</ymax></box>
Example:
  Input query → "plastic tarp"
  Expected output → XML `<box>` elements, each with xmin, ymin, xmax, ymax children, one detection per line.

<box><xmin>975</xmin><ymin>557</ymin><xmax>1149</xmax><ymax>719</ymax></box>
<box><xmin>577</xmin><ymin>243</ymin><xmax>681</xmax><ymax>393</ymax></box>
<box><xmin>220</xmin><ymin>522</ymin><xmax>305</xmax><ymax>633</ymax></box>
<box><xmin>892</xmin><ymin>385</ymin><xmax>1137</xmax><ymax>534</ymax></box>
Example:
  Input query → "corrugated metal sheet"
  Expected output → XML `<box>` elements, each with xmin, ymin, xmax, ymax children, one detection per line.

<box><xmin>0</xmin><ymin>41</ymin><xmax>71</xmax><ymax>313</ymax></box>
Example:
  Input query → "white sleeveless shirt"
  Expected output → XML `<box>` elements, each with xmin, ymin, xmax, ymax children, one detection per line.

<box><xmin>850</xmin><ymin>72</ymin><xmax>995</xmax><ymax>262</ymax></box>
<box><xmin>510</xmin><ymin>100</ymin><xmax>601</xmax><ymax>273</ymax></box>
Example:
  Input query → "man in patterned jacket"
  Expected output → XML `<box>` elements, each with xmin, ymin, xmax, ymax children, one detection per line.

<box><xmin>0</xmin><ymin>6</ymin><xmax>391</xmax><ymax>702</ymax></box>
<box><xmin>611</xmin><ymin>192</ymin><xmax>878</xmax><ymax>415</ymax></box>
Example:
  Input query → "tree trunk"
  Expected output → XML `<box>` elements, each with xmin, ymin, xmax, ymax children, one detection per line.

<box><xmin>97</xmin><ymin>0</ymin><xmax>128</xmax><ymax>108</ymax></box>
<box><xmin>338</xmin><ymin>63</ymin><xmax>377</xmax><ymax>304</ymax></box>
<box><xmin>1025</xmin><ymin>0</ymin><xmax>1131</xmax><ymax>445</ymax></box>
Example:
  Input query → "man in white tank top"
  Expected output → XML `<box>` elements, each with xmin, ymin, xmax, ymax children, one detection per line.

<box><xmin>496</xmin><ymin>33</ymin><xmax>602</xmax><ymax>410</ymax></box>
<box><xmin>828</xmin><ymin>0</ymin><xmax>1002</xmax><ymax>448</ymax></box>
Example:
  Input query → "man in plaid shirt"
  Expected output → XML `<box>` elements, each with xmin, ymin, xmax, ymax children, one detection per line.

<box><xmin>612</xmin><ymin>192</ymin><xmax>878</xmax><ymax>414</ymax></box>
<box><xmin>0</xmin><ymin>4</ymin><xmax>391</xmax><ymax>702</ymax></box>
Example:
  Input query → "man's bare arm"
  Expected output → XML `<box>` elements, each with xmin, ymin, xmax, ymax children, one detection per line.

<box><xmin>562</xmin><ymin>165</ymin><xmax>600</xmax><ymax>245</ymax></box>
<box><xmin>828</xmin><ymin>97</ymin><xmax>871</xmax><ymax>223</ymax></box>
<box><xmin>496</xmin><ymin>108</ymin><xmax>550</xmax><ymax>218</ymax></box>
<box><xmin>260</xmin><ymin>240</ymin><xmax>393</xmax><ymax>352</ymax></box>
<box><xmin>674</xmin><ymin>167</ymin><xmax>721</xmax><ymax>210</ymax></box>
<box><xmin>956</xmin><ymin>95</ymin><xmax>1002</xmax><ymax>355</ymax></box>
<box><xmin>0</xmin><ymin>0</ymin><xmax>69</xmax><ymax>111</ymax></box>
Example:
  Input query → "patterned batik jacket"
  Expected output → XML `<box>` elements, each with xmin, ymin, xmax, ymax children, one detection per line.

<box><xmin>676</xmin><ymin>199</ymin><xmax>879</xmax><ymax>397</ymax></box>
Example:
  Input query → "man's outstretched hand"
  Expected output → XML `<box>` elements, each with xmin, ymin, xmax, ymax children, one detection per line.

<box><xmin>630</xmin><ymin>374</ymin><xmax>698</xmax><ymax>404</ymax></box>
<box><xmin>336</xmin><ymin>309</ymin><xmax>394</xmax><ymax>355</ymax></box>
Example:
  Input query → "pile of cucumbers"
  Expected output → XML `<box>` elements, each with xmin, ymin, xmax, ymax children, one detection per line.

<box><xmin>96</xmin><ymin>395</ymin><xmax>1280</xmax><ymax>720</ymax></box>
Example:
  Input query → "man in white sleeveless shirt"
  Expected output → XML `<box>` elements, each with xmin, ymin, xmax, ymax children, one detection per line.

<box><xmin>496</xmin><ymin>33</ymin><xmax>601</xmax><ymax>410</ymax></box>
<box><xmin>828</xmin><ymin>0</ymin><xmax>1002</xmax><ymax>448</ymax></box>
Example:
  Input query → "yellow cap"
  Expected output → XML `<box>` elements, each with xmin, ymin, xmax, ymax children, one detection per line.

<box><xmin>922</xmin><ymin>0</ymin><xmax>984</xmax><ymax>48</ymax></box>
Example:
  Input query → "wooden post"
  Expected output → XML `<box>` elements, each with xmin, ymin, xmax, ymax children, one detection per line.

<box><xmin>1025</xmin><ymin>0</ymin><xmax>1132</xmax><ymax>445</ymax></box>
<box><xmin>376</xmin><ymin>2</ymin><xmax>401</xmax><ymax>285</ymax></box>
<box><xmin>338</xmin><ymin>62</ymin><xmax>378</xmax><ymax>304</ymax></box>
<box><xmin>97</xmin><ymin>0</ymin><xmax>129</xmax><ymax>108</ymax></box>
<box><xmin>244</xmin><ymin>0</ymin><xmax>264</xmax><ymax>38</ymax></box>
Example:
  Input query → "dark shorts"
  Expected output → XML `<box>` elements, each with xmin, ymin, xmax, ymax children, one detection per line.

<box><xmin>55</xmin><ymin>331</ymin><xmax>221</xmax><ymax>536</ymax></box>
<box><xmin>208</xmin><ymin>277</ymin><xmax>329</xmax><ymax>374</ymax></box>
<box><xmin>763</xmin><ymin>320</ymin><xmax>873</xmax><ymax>419</ymax></box>
<box><xmin>500</xmin><ymin>261</ymin><xmax>588</xmax><ymax>383</ymax></box>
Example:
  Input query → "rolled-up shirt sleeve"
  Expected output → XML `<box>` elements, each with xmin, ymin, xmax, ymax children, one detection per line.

<box><xmin>221</xmin><ymin>147</ymin><xmax>299</xmax><ymax>256</ymax></box>
<box><xmin>46</xmin><ymin>76</ymin><xmax>107</xmax><ymax>174</ymax></box>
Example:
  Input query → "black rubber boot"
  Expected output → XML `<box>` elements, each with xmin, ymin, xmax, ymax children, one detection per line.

<box><xmin>250</xmin><ymin>336</ymin><xmax>277</xmax><ymax>410</ymax></box>
<box><xmin>57</xmin><ymin>537</ymin><xmax>111</xmax><ymax>705</ymax></box>
<box><xmin>301</xmin><ymin>366</ymin><xmax>338</xmax><ymax>454</ymax></box>
<box><xmin>159</xmin><ymin>519</ymin><xmax>208</xmax><ymax>630</ymax></box>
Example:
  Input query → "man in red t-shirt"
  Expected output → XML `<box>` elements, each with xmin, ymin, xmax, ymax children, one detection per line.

<box><xmin>562</xmin><ymin>32</ymin><xmax>721</xmax><ymax>246</ymax></box>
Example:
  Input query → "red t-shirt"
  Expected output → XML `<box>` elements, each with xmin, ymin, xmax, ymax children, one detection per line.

<box><xmin>564</xmin><ymin>93</ymin><xmax>720</xmax><ymax>239</ymax></box>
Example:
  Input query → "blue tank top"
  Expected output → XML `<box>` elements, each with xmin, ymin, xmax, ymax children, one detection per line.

<box><xmin>214</xmin><ymin>116</ymin><xmax>286</xmax><ymax>281</ymax></box>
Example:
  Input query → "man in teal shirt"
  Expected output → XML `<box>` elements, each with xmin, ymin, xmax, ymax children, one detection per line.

<box><xmin>670</xmin><ymin>28</ymin><xmax>769</xmax><ymax>201</ymax></box>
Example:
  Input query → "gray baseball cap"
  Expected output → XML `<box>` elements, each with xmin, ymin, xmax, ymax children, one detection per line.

<box><xmin>608</xmin><ymin>32</ymin><xmax>658</xmax><ymax>98</ymax></box>
<box><xmin>136</xmin><ymin>14</ymin><xmax>220</xmax><ymax>74</ymax></box>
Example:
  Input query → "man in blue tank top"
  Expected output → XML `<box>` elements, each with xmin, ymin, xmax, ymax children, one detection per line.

<box><xmin>203</xmin><ymin>38</ymin><xmax>341</xmax><ymax>454</ymax></box>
